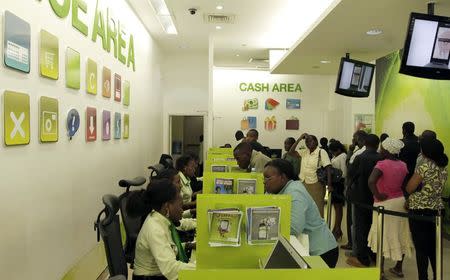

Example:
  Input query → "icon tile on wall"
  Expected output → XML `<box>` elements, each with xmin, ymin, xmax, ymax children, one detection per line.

<box><xmin>39</xmin><ymin>29</ymin><xmax>59</xmax><ymax>79</ymax></box>
<box><xmin>123</xmin><ymin>80</ymin><xmax>130</xmax><ymax>106</ymax></box>
<box><xmin>114</xmin><ymin>112</ymin><xmax>121</xmax><ymax>139</ymax></box>
<box><xmin>86</xmin><ymin>58</ymin><xmax>97</xmax><ymax>95</ymax></box>
<box><xmin>86</xmin><ymin>107</ymin><xmax>97</xmax><ymax>141</ymax></box>
<box><xmin>114</xmin><ymin>74</ymin><xmax>121</xmax><ymax>102</ymax></box>
<box><xmin>4</xmin><ymin>11</ymin><xmax>31</xmax><ymax>73</ymax></box>
<box><xmin>102</xmin><ymin>110</ymin><xmax>111</xmax><ymax>140</ymax></box>
<box><xmin>66</xmin><ymin>47</ymin><xmax>80</xmax><ymax>89</ymax></box>
<box><xmin>123</xmin><ymin>114</ymin><xmax>129</xmax><ymax>139</ymax></box>
<box><xmin>4</xmin><ymin>91</ymin><xmax>30</xmax><ymax>146</ymax></box>
<box><xmin>67</xmin><ymin>109</ymin><xmax>80</xmax><ymax>138</ymax></box>
<box><xmin>102</xmin><ymin>67</ymin><xmax>111</xmax><ymax>98</ymax></box>
<box><xmin>39</xmin><ymin>96</ymin><xmax>59</xmax><ymax>142</ymax></box>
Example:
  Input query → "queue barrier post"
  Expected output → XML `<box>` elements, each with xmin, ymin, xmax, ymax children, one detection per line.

<box><xmin>376</xmin><ymin>206</ymin><xmax>385</xmax><ymax>280</ymax></box>
<box><xmin>436</xmin><ymin>210</ymin><xmax>442</xmax><ymax>280</ymax></box>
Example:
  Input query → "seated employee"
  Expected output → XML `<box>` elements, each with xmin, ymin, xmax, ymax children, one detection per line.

<box><xmin>263</xmin><ymin>159</ymin><xmax>339</xmax><ymax>268</ymax></box>
<box><xmin>233</xmin><ymin>142</ymin><xmax>271</xmax><ymax>172</ymax></box>
<box><xmin>133</xmin><ymin>179</ymin><xmax>196</xmax><ymax>280</ymax></box>
<box><xmin>176</xmin><ymin>155</ymin><xmax>200</xmax><ymax>217</ymax></box>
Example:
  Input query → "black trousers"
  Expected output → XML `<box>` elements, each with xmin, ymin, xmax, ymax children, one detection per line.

<box><xmin>353</xmin><ymin>204</ymin><xmax>373</xmax><ymax>266</ymax></box>
<box><xmin>409</xmin><ymin>209</ymin><xmax>439</xmax><ymax>280</ymax></box>
<box><xmin>320</xmin><ymin>246</ymin><xmax>339</xmax><ymax>268</ymax></box>
<box><xmin>132</xmin><ymin>275</ymin><xmax>167</xmax><ymax>280</ymax></box>
<box><xmin>346</xmin><ymin>201</ymin><xmax>353</xmax><ymax>246</ymax></box>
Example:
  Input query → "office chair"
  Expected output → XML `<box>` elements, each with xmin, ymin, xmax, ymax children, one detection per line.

<box><xmin>94</xmin><ymin>194</ymin><xmax>128</xmax><ymax>278</ymax></box>
<box><xmin>118</xmin><ymin>177</ymin><xmax>147</xmax><ymax>265</ymax></box>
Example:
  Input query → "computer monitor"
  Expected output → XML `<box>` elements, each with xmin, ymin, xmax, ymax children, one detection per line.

<box><xmin>263</xmin><ymin>236</ymin><xmax>309</xmax><ymax>269</ymax></box>
<box><xmin>399</xmin><ymin>12</ymin><xmax>450</xmax><ymax>80</ymax></box>
<box><xmin>335</xmin><ymin>57</ymin><xmax>375</xmax><ymax>98</ymax></box>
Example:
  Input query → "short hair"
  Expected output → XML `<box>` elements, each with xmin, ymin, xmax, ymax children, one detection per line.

<box><xmin>421</xmin><ymin>130</ymin><xmax>437</xmax><ymax>141</ymax></box>
<box><xmin>264</xmin><ymin>159</ymin><xmax>298</xmax><ymax>181</ymax></box>
<box><xmin>421</xmin><ymin>138</ymin><xmax>448</xmax><ymax>167</ymax></box>
<box><xmin>402</xmin><ymin>121</ymin><xmax>415</xmax><ymax>135</ymax></box>
<box><xmin>329</xmin><ymin>141</ymin><xmax>347</xmax><ymax>154</ymax></box>
<box><xmin>151</xmin><ymin>168</ymin><xmax>178</xmax><ymax>181</ymax></box>
<box><xmin>247</xmin><ymin>129</ymin><xmax>259</xmax><ymax>138</ymax></box>
<box><xmin>234</xmin><ymin>142</ymin><xmax>252</xmax><ymax>154</ymax></box>
<box><xmin>235</xmin><ymin>130</ymin><xmax>244</xmax><ymax>140</ymax></box>
<box><xmin>354</xmin><ymin>130</ymin><xmax>368</xmax><ymax>141</ymax></box>
<box><xmin>307</xmin><ymin>135</ymin><xmax>318</xmax><ymax>145</ymax></box>
<box><xmin>365</xmin><ymin>134</ymin><xmax>380</xmax><ymax>149</ymax></box>
<box><xmin>320</xmin><ymin>137</ymin><xmax>328</xmax><ymax>147</ymax></box>
<box><xmin>175</xmin><ymin>155</ymin><xmax>194</xmax><ymax>171</ymax></box>
<box><xmin>380</xmin><ymin>133</ymin><xmax>389</xmax><ymax>143</ymax></box>
<box><xmin>285</xmin><ymin>137</ymin><xmax>296</xmax><ymax>145</ymax></box>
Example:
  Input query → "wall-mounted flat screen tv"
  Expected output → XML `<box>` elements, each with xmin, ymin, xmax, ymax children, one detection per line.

<box><xmin>399</xmin><ymin>12</ymin><xmax>450</xmax><ymax>80</ymax></box>
<box><xmin>335</xmin><ymin>57</ymin><xmax>375</xmax><ymax>98</ymax></box>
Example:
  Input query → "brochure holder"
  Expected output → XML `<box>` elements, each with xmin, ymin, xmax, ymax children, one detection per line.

<box><xmin>203</xmin><ymin>172</ymin><xmax>264</xmax><ymax>194</ymax></box>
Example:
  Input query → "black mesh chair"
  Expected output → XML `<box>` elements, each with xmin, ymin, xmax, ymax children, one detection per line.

<box><xmin>118</xmin><ymin>177</ymin><xmax>147</xmax><ymax>265</ymax></box>
<box><xmin>148</xmin><ymin>163</ymin><xmax>166</xmax><ymax>178</ymax></box>
<box><xmin>94</xmin><ymin>194</ymin><xmax>128</xmax><ymax>278</ymax></box>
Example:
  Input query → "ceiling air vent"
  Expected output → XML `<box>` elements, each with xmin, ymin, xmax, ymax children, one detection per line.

<box><xmin>204</xmin><ymin>14</ymin><xmax>236</xmax><ymax>24</ymax></box>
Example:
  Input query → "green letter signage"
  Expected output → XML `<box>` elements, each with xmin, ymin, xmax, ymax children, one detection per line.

<box><xmin>92</xmin><ymin>0</ymin><xmax>107</xmax><ymax>50</ymax></box>
<box><xmin>127</xmin><ymin>35</ymin><xmax>135</xmax><ymax>71</ymax></box>
<box><xmin>117</xmin><ymin>21</ymin><xmax>127</xmax><ymax>65</ymax></box>
<box><xmin>49</xmin><ymin>0</ymin><xmax>70</xmax><ymax>18</ymax></box>
<box><xmin>72</xmin><ymin>0</ymin><xmax>88</xmax><ymax>36</ymax></box>
<box><xmin>106</xmin><ymin>9</ymin><xmax>118</xmax><ymax>59</ymax></box>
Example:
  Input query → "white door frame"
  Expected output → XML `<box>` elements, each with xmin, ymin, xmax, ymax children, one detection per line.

<box><xmin>168</xmin><ymin>113</ymin><xmax>207</xmax><ymax>157</ymax></box>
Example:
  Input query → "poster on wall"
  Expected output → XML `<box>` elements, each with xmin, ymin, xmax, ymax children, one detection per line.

<box><xmin>3</xmin><ymin>11</ymin><xmax>31</xmax><ymax>73</ymax></box>
<box><xmin>3</xmin><ymin>91</ymin><xmax>30</xmax><ymax>146</ymax></box>
<box><xmin>286</xmin><ymin>99</ymin><xmax>301</xmax><ymax>109</ymax></box>
<box><xmin>114</xmin><ymin>74</ymin><xmax>122</xmax><ymax>102</ymax></box>
<box><xmin>247</xmin><ymin>116</ymin><xmax>257</xmax><ymax>129</ymax></box>
<box><xmin>114</xmin><ymin>112</ymin><xmax>122</xmax><ymax>139</ymax></box>
<box><xmin>354</xmin><ymin>114</ymin><xmax>373</xmax><ymax>133</ymax></box>
<box><xmin>39</xmin><ymin>96</ymin><xmax>59</xmax><ymax>142</ymax></box>
<box><xmin>102</xmin><ymin>67</ymin><xmax>111</xmax><ymax>98</ymax></box>
<box><xmin>66</xmin><ymin>47</ymin><xmax>80</xmax><ymax>89</ymax></box>
<box><xmin>286</xmin><ymin>117</ymin><xmax>299</xmax><ymax>130</ymax></box>
<box><xmin>123</xmin><ymin>80</ymin><xmax>130</xmax><ymax>106</ymax></box>
<box><xmin>67</xmin><ymin>109</ymin><xmax>80</xmax><ymax>139</ymax></box>
<box><xmin>39</xmin><ymin>29</ymin><xmax>59</xmax><ymax>80</ymax></box>
<box><xmin>265</xmin><ymin>98</ymin><xmax>280</xmax><ymax>110</ymax></box>
<box><xmin>86</xmin><ymin>107</ymin><xmax>97</xmax><ymax>141</ymax></box>
<box><xmin>86</xmin><ymin>58</ymin><xmax>97</xmax><ymax>95</ymax></box>
<box><xmin>264</xmin><ymin>116</ymin><xmax>277</xmax><ymax>131</ymax></box>
<box><xmin>242</xmin><ymin>98</ymin><xmax>258</xmax><ymax>111</ymax></box>
<box><xmin>102</xmin><ymin>110</ymin><xmax>111</xmax><ymax>140</ymax></box>
<box><xmin>123</xmin><ymin>114</ymin><xmax>129</xmax><ymax>139</ymax></box>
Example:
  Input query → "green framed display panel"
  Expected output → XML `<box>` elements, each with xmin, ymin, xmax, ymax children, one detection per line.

<box><xmin>204</xmin><ymin>160</ymin><xmax>241</xmax><ymax>173</ymax></box>
<box><xmin>207</xmin><ymin>153</ymin><xmax>236</xmax><ymax>161</ymax></box>
<box><xmin>196</xmin><ymin>194</ymin><xmax>291</xmax><ymax>269</ymax></box>
<box><xmin>180</xmin><ymin>268</ymin><xmax>380</xmax><ymax>280</ymax></box>
<box><xmin>203</xmin><ymin>172</ymin><xmax>264</xmax><ymax>194</ymax></box>
<box><xmin>208</xmin><ymin>147</ymin><xmax>233</xmax><ymax>155</ymax></box>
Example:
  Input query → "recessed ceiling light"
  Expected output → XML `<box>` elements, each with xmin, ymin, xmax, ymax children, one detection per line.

<box><xmin>312</xmin><ymin>66</ymin><xmax>320</xmax><ymax>69</ymax></box>
<box><xmin>216</xmin><ymin>5</ymin><xmax>224</xmax><ymax>10</ymax></box>
<box><xmin>320</xmin><ymin>60</ymin><xmax>331</xmax><ymax>64</ymax></box>
<box><xmin>366</xmin><ymin>29</ymin><xmax>383</xmax><ymax>35</ymax></box>
<box><xmin>216</xmin><ymin>25</ymin><xmax>222</xmax><ymax>30</ymax></box>
<box><xmin>236</xmin><ymin>54</ymin><xmax>240</xmax><ymax>57</ymax></box>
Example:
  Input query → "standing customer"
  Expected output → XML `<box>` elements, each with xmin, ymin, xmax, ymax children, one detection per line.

<box><xmin>263</xmin><ymin>159</ymin><xmax>338</xmax><ymax>268</ymax></box>
<box><xmin>290</xmin><ymin>133</ymin><xmax>332</xmax><ymax>217</ymax></box>
<box><xmin>367</xmin><ymin>138</ymin><xmax>414</xmax><ymax>278</ymax></box>
<box><xmin>282</xmin><ymin>137</ymin><xmax>301</xmax><ymax>178</ymax></box>
<box><xmin>406</xmin><ymin>138</ymin><xmax>448</xmax><ymax>280</ymax></box>
<box><xmin>328</xmin><ymin>141</ymin><xmax>347</xmax><ymax>241</ymax></box>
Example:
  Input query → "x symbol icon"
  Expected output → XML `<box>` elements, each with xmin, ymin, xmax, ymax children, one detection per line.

<box><xmin>10</xmin><ymin>112</ymin><xmax>25</xmax><ymax>138</ymax></box>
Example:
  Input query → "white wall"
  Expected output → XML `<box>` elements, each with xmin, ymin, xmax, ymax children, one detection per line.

<box><xmin>213</xmin><ymin>69</ymin><xmax>375</xmax><ymax>149</ymax></box>
<box><xmin>161</xmin><ymin>52</ymin><xmax>209</xmax><ymax>154</ymax></box>
<box><xmin>0</xmin><ymin>1</ymin><xmax>162</xmax><ymax>279</ymax></box>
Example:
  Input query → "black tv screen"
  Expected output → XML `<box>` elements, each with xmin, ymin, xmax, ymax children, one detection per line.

<box><xmin>335</xmin><ymin>57</ymin><xmax>375</xmax><ymax>98</ymax></box>
<box><xmin>399</xmin><ymin>12</ymin><xmax>450</xmax><ymax>80</ymax></box>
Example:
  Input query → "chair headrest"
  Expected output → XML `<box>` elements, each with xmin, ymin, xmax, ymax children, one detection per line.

<box><xmin>118</xmin><ymin>176</ymin><xmax>146</xmax><ymax>188</ymax></box>
<box><xmin>102</xmin><ymin>194</ymin><xmax>120</xmax><ymax>225</ymax></box>
<box><xmin>148</xmin><ymin>163</ymin><xmax>166</xmax><ymax>175</ymax></box>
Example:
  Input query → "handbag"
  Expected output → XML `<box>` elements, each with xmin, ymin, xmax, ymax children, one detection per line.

<box><xmin>316</xmin><ymin>149</ymin><xmax>343</xmax><ymax>185</ymax></box>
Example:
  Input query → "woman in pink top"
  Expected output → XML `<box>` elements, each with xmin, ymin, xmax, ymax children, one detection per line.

<box><xmin>367</xmin><ymin>138</ymin><xmax>414</xmax><ymax>279</ymax></box>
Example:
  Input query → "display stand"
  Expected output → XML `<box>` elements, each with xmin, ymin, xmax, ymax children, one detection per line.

<box><xmin>202</xmin><ymin>172</ymin><xmax>264</xmax><ymax>194</ymax></box>
<box><xmin>203</xmin><ymin>159</ymin><xmax>240</xmax><ymax>173</ymax></box>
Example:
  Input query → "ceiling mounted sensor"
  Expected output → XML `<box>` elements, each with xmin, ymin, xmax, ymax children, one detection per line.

<box><xmin>204</xmin><ymin>13</ymin><xmax>236</xmax><ymax>24</ymax></box>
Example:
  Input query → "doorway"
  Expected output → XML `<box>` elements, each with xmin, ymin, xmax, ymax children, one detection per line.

<box><xmin>169</xmin><ymin>115</ymin><xmax>205</xmax><ymax>161</ymax></box>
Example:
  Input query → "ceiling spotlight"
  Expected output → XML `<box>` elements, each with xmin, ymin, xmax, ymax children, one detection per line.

<box><xmin>312</xmin><ymin>66</ymin><xmax>320</xmax><ymax>69</ymax></box>
<box><xmin>320</xmin><ymin>60</ymin><xmax>331</xmax><ymax>64</ymax></box>
<box><xmin>236</xmin><ymin>54</ymin><xmax>240</xmax><ymax>57</ymax></box>
<box><xmin>216</xmin><ymin>5</ymin><xmax>224</xmax><ymax>10</ymax></box>
<box><xmin>366</xmin><ymin>29</ymin><xmax>383</xmax><ymax>35</ymax></box>
<box><xmin>216</xmin><ymin>25</ymin><xmax>222</xmax><ymax>30</ymax></box>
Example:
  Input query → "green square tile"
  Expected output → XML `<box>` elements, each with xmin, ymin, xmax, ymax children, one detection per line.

<box><xmin>39</xmin><ymin>29</ymin><xmax>59</xmax><ymax>79</ymax></box>
<box><xmin>66</xmin><ymin>47</ymin><xmax>80</xmax><ymax>89</ymax></box>
<box><xmin>86</xmin><ymin>58</ymin><xmax>97</xmax><ymax>95</ymax></box>
<box><xmin>4</xmin><ymin>90</ymin><xmax>30</xmax><ymax>145</ymax></box>
<box><xmin>123</xmin><ymin>114</ymin><xmax>129</xmax><ymax>139</ymax></box>
<box><xmin>123</xmin><ymin>80</ymin><xmax>130</xmax><ymax>106</ymax></box>
<box><xmin>39</xmin><ymin>96</ymin><xmax>59</xmax><ymax>142</ymax></box>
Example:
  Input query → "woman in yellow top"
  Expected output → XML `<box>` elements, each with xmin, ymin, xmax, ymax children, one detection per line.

<box><xmin>132</xmin><ymin>179</ymin><xmax>196</xmax><ymax>280</ymax></box>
